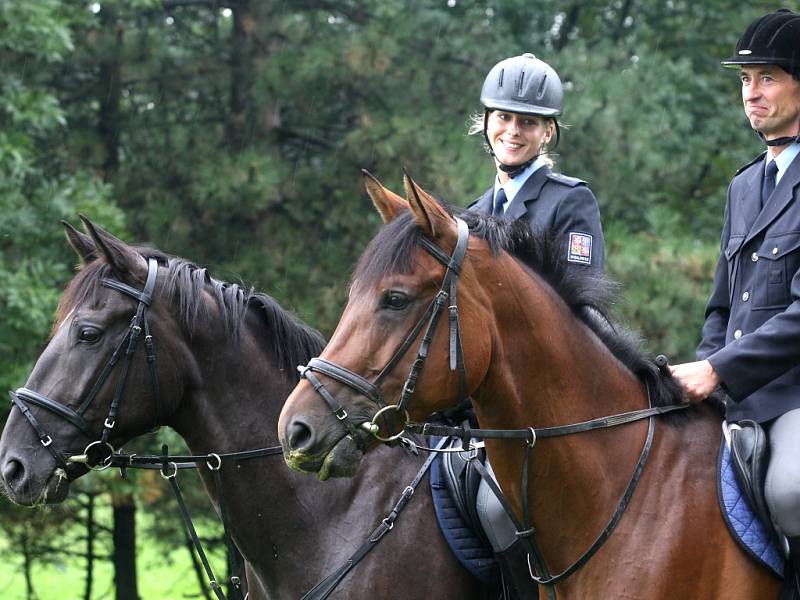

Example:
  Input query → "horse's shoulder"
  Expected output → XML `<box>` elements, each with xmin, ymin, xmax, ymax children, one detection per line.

<box><xmin>734</xmin><ymin>151</ymin><xmax>767</xmax><ymax>177</ymax></box>
<box><xmin>546</xmin><ymin>172</ymin><xmax>586</xmax><ymax>188</ymax></box>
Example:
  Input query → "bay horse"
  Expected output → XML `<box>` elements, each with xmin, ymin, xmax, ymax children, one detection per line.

<box><xmin>0</xmin><ymin>217</ymin><xmax>489</xmax><ymax>600</ymax></box>
<box><xmin>277</xmin><ymin>173</ymin><xmax>782</xmax><ymax>598</ymax></box>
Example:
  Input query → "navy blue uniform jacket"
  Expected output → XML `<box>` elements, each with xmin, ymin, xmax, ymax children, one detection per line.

<box><xmin>699</xmin><ymin>151</ymin><xmax>800</xmax><ymax>423</ymax></box>
<box><xmin>468</xmin><ymin>165</ymin><xmax>605</xmax><ymax>279</ymax></box>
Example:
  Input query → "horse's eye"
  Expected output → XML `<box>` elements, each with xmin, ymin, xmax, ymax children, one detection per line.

<box><xmin>382</xmin><ymin>291</ymin><xmax>410</xmax><ymax>310</ymax></box>
<box><xmin>78</xmin><ymin>327</ymin><xmax>102</xmax><ymax>344</ymax></box>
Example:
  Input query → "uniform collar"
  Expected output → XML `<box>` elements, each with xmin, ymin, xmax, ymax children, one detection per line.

<box><xmin>494</xmin><ymin>156</ymin><xmax>547</xmax><ymax>206</ymax></box>
<box><xmin>769</xmin><ymin>143</ymin><xmax>800</xmax><ymax>185</ymax></box>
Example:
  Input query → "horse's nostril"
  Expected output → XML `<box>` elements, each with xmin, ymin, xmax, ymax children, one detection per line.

<box><xmin>286</xmin><ymin>419</ymin><xmax>315</xmax><ymax>451</ymax></box>
<box><xmin>2</xmin><ymin>458</ymin><xmax>24</xmax><ymax>488</ymax></box>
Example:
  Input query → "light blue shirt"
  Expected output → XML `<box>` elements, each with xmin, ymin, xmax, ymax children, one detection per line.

<box><xmin>768</xmin><ymin>142</ymin><xmax>800</xmax><ymax>185</ymax></box>
<box><xmin>493</xmin><ymin>156</ymin><xmax>548</xmax><ymax>214</ymax></box>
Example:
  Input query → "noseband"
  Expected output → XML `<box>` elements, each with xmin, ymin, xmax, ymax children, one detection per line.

<box><xmin>9</xmin><ymin>258</ymin><xmax>161</xmax><ymax>471</ymax></box>
<box><xmin>298</xmin><ymin>217</ymin><xmax>470</xmax><ymax>442</ymax></box>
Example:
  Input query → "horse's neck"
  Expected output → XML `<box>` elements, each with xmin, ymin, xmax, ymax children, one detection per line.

<box><xmin>472</xmin><ymin>262</ymin><xmax>651</xmax><ymax>564</ymax></box>
<box><xmin>165</xmin><ymin>314</ymin><xmax>397</xmax><ymax>591</ymax></box>
<box><xmin>170</xmin><ymin>314</ymin><xmax>291</xmax><ymax>453</ymax></box>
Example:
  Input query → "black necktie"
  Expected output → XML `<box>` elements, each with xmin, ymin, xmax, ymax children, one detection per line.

<box><xmin>762</xmin><ymin>160</ymin><xmax>779</xmax><ymax>207</ymax></box>
<box><xmin>492</xmin><ymin>188</ymin><xmax>507</xmax><ymax>217</ymax></box>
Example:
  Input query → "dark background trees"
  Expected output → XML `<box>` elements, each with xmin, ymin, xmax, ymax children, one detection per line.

<box><xmin>0</xmin><ymin>0</ymin><xmax>782</xmax><ymax>596</ymax></box>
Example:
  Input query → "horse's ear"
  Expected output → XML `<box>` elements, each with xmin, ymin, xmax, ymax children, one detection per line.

<box><xmin>362</xmin><ymin>169</ymin><xmax>406</xmax><ymax>223</ymax></box>
<box><xmin>403</xmin><ymin>172</ymin><xmax>454</xmax><ymax>241</ymax></box>
<box><xmin>79</xmin><ymin>214</ymin><xmax>146</xmax><ymax>277</ymax></box>
<box><xmin>62</xmin><ymin>220</ymin><xmax>97</xmax><ymax>264</ymax></box>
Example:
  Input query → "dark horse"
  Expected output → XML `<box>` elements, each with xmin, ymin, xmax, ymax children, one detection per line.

<box><xmin>278</xmin><ymin>173</ymin><xmax>782</xmax><ymax>598</ymax></box>
<box><xmin>0</xmin><ymin>217</ymin><xmax>488</xmax><ymax>599</ymax></box>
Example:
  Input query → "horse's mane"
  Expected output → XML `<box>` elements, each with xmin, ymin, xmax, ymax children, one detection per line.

<box><xmin>353</xmin><ymin>208</ymin><xmax>686</xmax><ymax>414</ymax></box>
<box><xmin>56</xmin><ymin>247</ymin><xmax>326</xmax><ymax>382</ymax></box>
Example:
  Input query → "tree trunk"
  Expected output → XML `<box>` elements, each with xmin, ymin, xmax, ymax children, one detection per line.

<box><xmin>22</xmin><ymin>535</ymin><xmax>36</xmax><ymax>600</ymax></box>
<box><xmin>112</xmin><ymin>493</ymin><xmax>139</xmax><ymax>600</ymax></box>
<box><xmin>84</xmin><ymin>492</ymin><xmax>96</xmax><ymax>600</ymax></box>
<box><xmin>226</xmin><ymin>0</ymin><xmax>256</xmax><ymax>151</ymax></box>
<box><xmin>98</xmin><ymin>4</ymin><xmax>123</xmax><ymax>176</ymax></box>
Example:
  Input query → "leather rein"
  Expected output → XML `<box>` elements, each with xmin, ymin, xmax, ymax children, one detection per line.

<box><xmin>296</xmin><ymin>215</ymin><xmax>688</xmax><ymax>597</ymax></box>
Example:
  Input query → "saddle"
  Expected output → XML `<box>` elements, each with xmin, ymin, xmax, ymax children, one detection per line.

<box><xmin>720</xmin><ymin>420</ymin><xmax>785</xmax><ymax>576</ymax></box>
<box><xmin>430</xmin><ymin>436</ymin><xmax>540</xmax><ymax>599</ymax></box>
<box><xmin>439</xmin><ymin>436</ymin><xmax>489</xmax><ymax>545</ymax></box>
<box><xmin>728</xmin><ymin>419</ymin><xmax>773</xmax><ymax>534</ymax></box>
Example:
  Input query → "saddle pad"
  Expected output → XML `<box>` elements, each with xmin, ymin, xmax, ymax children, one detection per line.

<box><xmin>429</xmin><ymin>443</ymin><xmax>498</xmax><ymax>584</ymax></box>
<box><xmin>718</xmin><ymin>440</ymin><xmax>783</xmax><ymax>577</ymax></box>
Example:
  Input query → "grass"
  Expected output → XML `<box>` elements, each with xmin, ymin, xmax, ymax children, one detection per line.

<box><xmin>0</xmin><ymin>497</ymin><xmax>228</xmax><ymax>600</ymax></box>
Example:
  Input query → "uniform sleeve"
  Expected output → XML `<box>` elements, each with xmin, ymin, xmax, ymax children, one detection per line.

<box><xmin>697</xmin><ymin>197</ymin><xmax>731</xmax><ymax>360</ymax></box>
<box><xmin>551</xmin><ymin>185</ymin><xmax>605</xmax><ymax>278</ymax></box>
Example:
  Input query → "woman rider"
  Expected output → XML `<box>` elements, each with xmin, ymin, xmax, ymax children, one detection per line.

<box><xmin>468</xmin><ymin>53</ymin><xmax>605</xmax><ymax>279</ymax></box>
<box><xmin>464</xmin><ymin>53</ymin><xmax>606</xmax><ymax>600</ymax></box>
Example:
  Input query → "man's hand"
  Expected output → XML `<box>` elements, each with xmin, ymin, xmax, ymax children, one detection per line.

<box><xmin>669</xmin><ymin>360</ymin><xmax>721</xmax><ymax>403</ymax></box>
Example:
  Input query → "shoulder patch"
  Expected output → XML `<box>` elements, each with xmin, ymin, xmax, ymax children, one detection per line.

<box><xmin>735</xmin><ymin>151</ymin><xmax>767</xmax><ymax>176</ymax></box>
<box><xmin>567</xmin><ymin>231</ymin><xmax>593</xmax><ymax>265</ymax></box>
<box><xmin>546</xmin><ymin>172</ymin><xmax>586</xmax><ymax>187</ymax></box>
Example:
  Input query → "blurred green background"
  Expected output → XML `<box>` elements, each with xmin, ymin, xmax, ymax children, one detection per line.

<box><xmin>0</xmin><ymin>0</ymin><xmax>782</xmax><ymax>597</ymax></box>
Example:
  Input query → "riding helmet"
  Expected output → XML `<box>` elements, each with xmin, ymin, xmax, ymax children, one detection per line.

<box><xmin>721</xmin><ymin>8</ymin><xmax>800</xmax><ymax>76</ymax></box>
<box><xmin>480</xmin><ymin>53</ymin><xmax>564</xmax><ymax>117</ymax></box>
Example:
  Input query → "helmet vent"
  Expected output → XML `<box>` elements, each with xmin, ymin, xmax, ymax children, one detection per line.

<box><xmin>536</xmin><ymin>74</ymin><xmax>548</xmax><ymax>100</ymax></box>
<box><xmin>498</xmin><ymin>68</ymin><xmax>504</xmax><ymax>88</ymax></box>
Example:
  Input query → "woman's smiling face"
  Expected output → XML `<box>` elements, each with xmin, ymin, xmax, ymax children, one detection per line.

<box><xmin>486</xmin><ymin>110</ymin><xmax>554</xmax><ymax>167</ymax></box>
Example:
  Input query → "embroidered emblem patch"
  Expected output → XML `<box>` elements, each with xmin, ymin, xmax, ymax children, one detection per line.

<box><xmin>567</xmin><ymin>232</ymin><xmax>593</xmax><ymax>265</ymax></box>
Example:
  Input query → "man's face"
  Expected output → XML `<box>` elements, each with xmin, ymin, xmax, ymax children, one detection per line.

<box><xmin>741</xmin><ymin>65</ymin><xmax>800</xmax><ymax>141</ymax></box>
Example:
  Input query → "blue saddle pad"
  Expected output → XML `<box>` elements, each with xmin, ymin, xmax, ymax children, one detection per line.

<box><xmin>718</xmin><ymin>439</ymin><xmax>783</xmax><ymax>577</ymax></box>
<box><xmin>429</xmin><ymin>446</ymin><xmax>497</xmax><ymax>584</ymax></box>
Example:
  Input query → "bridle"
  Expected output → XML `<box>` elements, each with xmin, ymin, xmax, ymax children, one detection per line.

<box><xmin>295</xmin><ymin>213</ymin><xmax>689</xmax><ymax>597</ymax></box>
<box><xmin>9</xmin><ymin>257</ymin><xmax>161</xmax><ymax>471</ymax></box>
<box><xmin>298</xmin><ymin>216</ymin><xmax>471</xmax><ymax>443</ymax></box>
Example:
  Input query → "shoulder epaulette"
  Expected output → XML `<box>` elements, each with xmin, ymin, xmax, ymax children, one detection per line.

<box><xmin>546</xmin><ymin>172</ymin><xmax>586</xmax><ymax>187</ymax></box>
<box><xmin>735</xmin><ymin>151</ymin><xmax>767</xmax><ymax>176</ymax></box>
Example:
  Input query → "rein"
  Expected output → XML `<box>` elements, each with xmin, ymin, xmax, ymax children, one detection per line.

<box><xmin>297</xmin><ymin>215</ymin><xmax>690</xmax><ymax>596</ymax></box>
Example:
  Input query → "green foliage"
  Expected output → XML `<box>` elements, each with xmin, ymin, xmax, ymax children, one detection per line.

<box><xmin>0</xmin><ymin>1</ymin><xmax>789</xmax><ymax>596</ymax></box>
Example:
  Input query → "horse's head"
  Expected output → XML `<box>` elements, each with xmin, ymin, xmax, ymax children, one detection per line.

<box><xmin>278</xmin><ymin>172</ymin><xmax>494</xmax><ymax>479</ymax></box>
<box><xmin>0</xmin><ymin>217</ymin><xmax>184</xmax><ymax>505</ymax></box>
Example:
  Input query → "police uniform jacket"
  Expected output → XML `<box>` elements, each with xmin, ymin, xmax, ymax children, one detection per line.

<box><xmin>468</xmin><ymin>165</ymin><xmax>605</xmax><ymax>278</ymax></box>
<box><xmin>698</xmin><ymin>150</ymin><xmax>800</xmax><ymax>423</ymax></box>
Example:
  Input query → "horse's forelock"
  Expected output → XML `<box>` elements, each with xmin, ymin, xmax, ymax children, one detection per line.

<box><xmin>351</xmin><ymin>213</ymin><xmax>426</xmax><ymax>291</ymax></box>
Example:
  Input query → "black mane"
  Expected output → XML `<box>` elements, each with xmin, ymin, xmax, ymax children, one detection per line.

<box><xmin>58</xmin><ymin>248</ymin><xmax>325</xmax><ymax>382</ymax></box>
<box><xmin>353</xmin><ymin>208</ymin><xmax>685</xmax><ymax>413</ymax></box>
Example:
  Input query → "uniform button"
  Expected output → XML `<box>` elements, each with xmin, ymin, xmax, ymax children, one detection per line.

<box><xmin>772</xmin><ymin>247</ymin><xmax>779</xmax><ymax>255</ymax></box>
<box><xmin>742</xmin><ymin>291</ymin><xmax>750</xmax><ymax>302</ymax></box>
<box><xmin>734</xmin><ymin>329</ymin><xmax>743</xmax><ymax>339</ymax></box>
<box><xmin>751</xmin><ymin>252</ymin><xmax>759</xmax><ymax>262</ymax></box>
